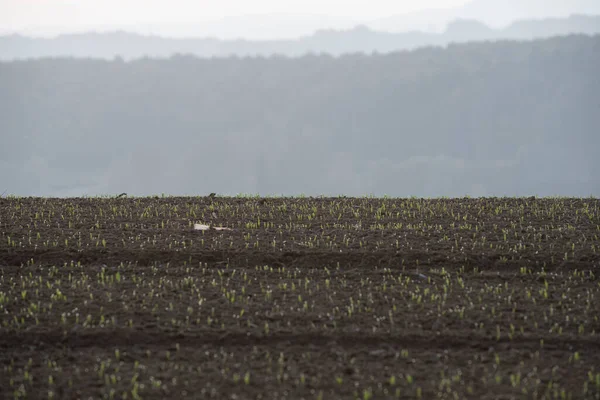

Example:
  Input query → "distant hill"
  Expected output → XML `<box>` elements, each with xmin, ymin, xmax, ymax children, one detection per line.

<box><xmin>371</xmin><ymin>0</ymin><xmax>600</xmax><ymax>32</ymax></box>
<box><xmin>1</xmin><ymin>14</ymin><xmax>599</xmax><ymax>60</ymax></box>
<box><xmin>1</xmin><ymin>35</ymin><xmax>598</xmax><ymax>196</ymax></box>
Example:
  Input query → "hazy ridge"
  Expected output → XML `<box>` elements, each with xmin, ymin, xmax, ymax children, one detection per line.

<box><xmin>1</xmin><ymin>35</ymin><xmax>598</xmax><ymax>197</ymax></box>
<box><xmin>1</xmin><ymin>15</ymin><xmax>599</xmax><ymax>60</ymax></box>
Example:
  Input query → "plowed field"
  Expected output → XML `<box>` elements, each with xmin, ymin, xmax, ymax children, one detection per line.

<box><xmin>1</xmin><ymin>196</ymin><xmax>599</xmax><ymax>399</ymax></box>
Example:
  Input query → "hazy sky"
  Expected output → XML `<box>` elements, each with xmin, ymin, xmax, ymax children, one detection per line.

<box><xmin>2</xmin><ymin>0</ymin><xmax>470</xmax><ymax>23</ymax></box>
<box><xmin>1</xmin><ymin>0</ymin><xmax>598</xmax><ymax>38</ymax></box>
<box><xmin>1</xmin><ymin>0</ymin><xmax>469</xmax><ymax>37</ymax></box>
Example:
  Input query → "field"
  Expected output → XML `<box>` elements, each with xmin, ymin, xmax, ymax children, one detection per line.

<box><xmin>1</xmin><ymin>196</ymin><xmax>599</xmax><ymax>399</ymax></box>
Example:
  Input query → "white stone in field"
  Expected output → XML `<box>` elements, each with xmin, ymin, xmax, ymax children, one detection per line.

<box><xmin>194</xmin><ymin>223</ymin><xmax>232</xmax><ymax>231</ymax></box>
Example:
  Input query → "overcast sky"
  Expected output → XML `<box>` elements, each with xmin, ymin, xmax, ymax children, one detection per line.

<box><xmin>1</xmin><ymin>0</ymin><xmax>598</xmax><ymax>38</ymax></box>
<box><xmin>0</xmin><ymin>0</ymin><xmax>471</xmax><ymax>37</ymax></box>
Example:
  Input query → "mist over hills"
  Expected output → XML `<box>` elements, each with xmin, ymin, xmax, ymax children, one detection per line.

<box><xmin>1</xmin><ymin>14</ymin><xmax>600</xmax><ymax>60</ymax></box>
<box><xmin>371</xmin><ymin>0</ymin><xmax>600</xmax><ymax>32</ymax></box>
<box><xmin>1</xmin><ymin>35</ymin><xmax>598</xmax><ymax>197</ymax></box>
<box><xmin>4</xmin><ymin>0</ymin><xmax>600</xmax><ymax>40</ymax></box>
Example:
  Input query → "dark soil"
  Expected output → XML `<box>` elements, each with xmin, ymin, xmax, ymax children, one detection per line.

<box><xmin>1</xmin><ymin>196</ymin><xmax>599</xmax><ymax>399</ymax></box>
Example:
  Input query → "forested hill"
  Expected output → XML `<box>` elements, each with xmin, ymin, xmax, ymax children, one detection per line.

<box><xmin>1</xmin><ymin>35</ymin><xmax>599</xmax><ymax>197</ymax></box>
<box><xmin>1</xmin><ymin>14</ymin><xmax>599</xmax><ymax>60</ymax></box>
